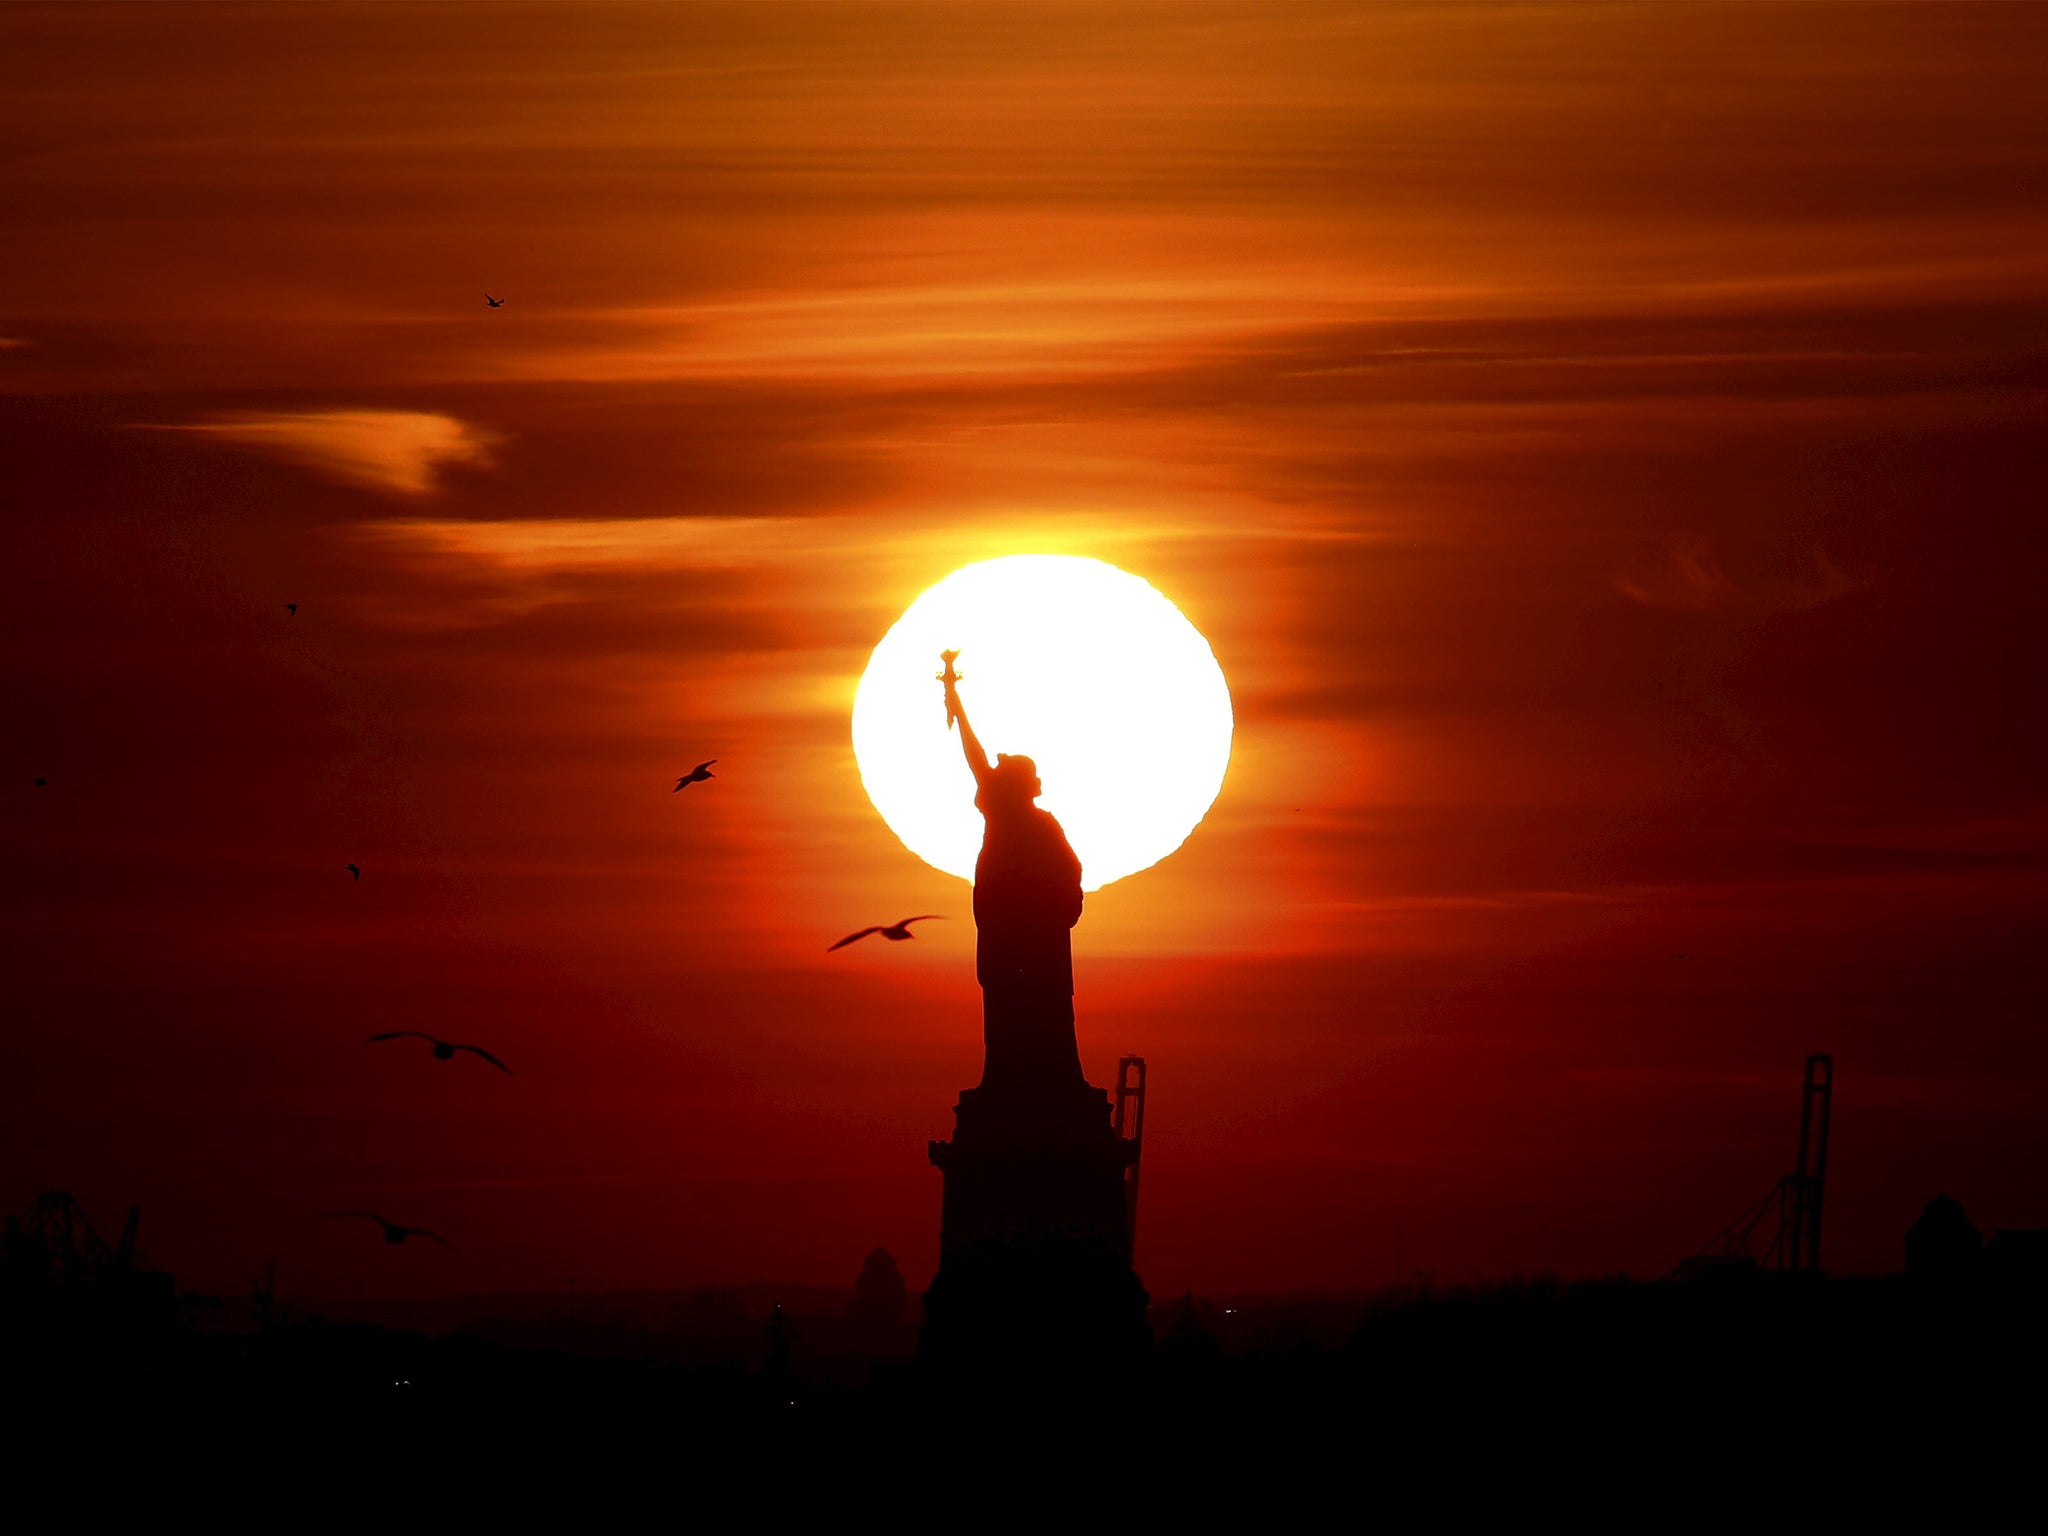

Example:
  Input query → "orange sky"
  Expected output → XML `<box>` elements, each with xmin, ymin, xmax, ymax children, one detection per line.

<box><xmin>5</xmin><ymin>1</ymin><xmax>2046</xmax><ymax>1301</ymax></box>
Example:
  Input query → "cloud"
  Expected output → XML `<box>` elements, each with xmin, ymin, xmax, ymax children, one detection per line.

<box><xmin>1617</xmin><ymin>541</ymin><xmax>1857</xmax><ymax>615</ymax></box>
<box><xmin>141</xmin><ymin>409</ymin><xmax>497</xmax><ymax>495</ymax></box>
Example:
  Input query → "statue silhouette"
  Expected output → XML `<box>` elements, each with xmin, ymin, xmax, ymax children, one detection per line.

<box><xmin>941</xmin><ymin>652</ymin><xmax>1085</xmax><ymax>1093</ymax></box>
<box><xmin>921</xmin><ymin>652</ymin><xmax>1149</xmax><ymax>1390</ymax></box>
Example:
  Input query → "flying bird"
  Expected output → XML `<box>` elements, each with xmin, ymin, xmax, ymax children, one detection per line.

<box><xmin>485</xmin><ymin>293</ymin><xmax>504</xmax><ymax>308</ymax></box>
<box><xmin>673</xmin><ymin>760</ymin><xmax>716</xmax><ymax>791</ymax></box>
<box><xmin>368</xmin><ymin>1030</ymin><xmax>513</xmax><ymax>1074</ymax></box>
<box><xmin>828</xmin><ymin>915</ymin><xmax>944</xmax><ymax>951</ymax></box>
<box><xmin>345</xmin><ymin>863</ymin><xmax>360</xmax><ymax>881</ymax></box>
<box><xmin>284</xmin><ymin>603</ymin><xmax>298</xmax><ymax>616</ymax></box>
<box><xmin>324</xmin><ymin>1211</ymin><xmax>450</xmax><ymax>1247</ymax></box>
<box><xmin>34</xmin><ymin>777</ymin><xmax>46</xmax><ymax>787</ymax></box>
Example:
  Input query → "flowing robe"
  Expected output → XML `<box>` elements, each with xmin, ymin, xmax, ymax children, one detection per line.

<box><xmin>972</xmin><ymin>786</ymin><xmax>1085</xmax><ymax>1091</ymax></box>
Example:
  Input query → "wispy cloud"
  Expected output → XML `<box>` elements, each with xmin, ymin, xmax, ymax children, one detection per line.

<box><xmin>502</xmin><ymin>275</ymin><xmax>1367</xmax><ymax>384</ymax></box>
<box><xmin>369</xmin><ymin>510</ymin><xmax>1360</xmax><ymax>573</ymax></box>
<box><xmin>140</xmin><ymin>409</ymin><xmax>497</xmax><ymax>495</ymax></box>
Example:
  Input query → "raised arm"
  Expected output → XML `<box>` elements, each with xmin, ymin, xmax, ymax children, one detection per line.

<box><xmin>941</xmin><ymin>653</ymin><xmax>993</xmax><ymax>789</ymax></box>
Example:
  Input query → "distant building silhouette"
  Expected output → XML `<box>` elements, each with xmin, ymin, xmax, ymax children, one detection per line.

<box><xmin>250</xmin><ymin>1259</ymin><xmax>277</xmax><ymax>1329</ymax></box>
<box><xmin>1158</xmin><ymin>1291</ymin><xmax>1224</xmax><ymax>1371</ymax></box>
<box><xmin>761</xmin><ymin>1302</ymin><xmax>794</xmax><ymax>1403</ymax></box>
<box><xmin>1904</xmin><ymin>1193</ymin><xmax>1984</xmax><ymax>1286</ymax></box>
<box><xmin>851</xmin><ymin>1247</ymin><xmax>907</xmax><ymax>1327</ymax></box>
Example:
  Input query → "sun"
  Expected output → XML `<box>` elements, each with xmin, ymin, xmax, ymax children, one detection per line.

<box><xmin>852</xmin><ymin>554</ymin><xmax>1232</xmax><ymax>890</ymax></box>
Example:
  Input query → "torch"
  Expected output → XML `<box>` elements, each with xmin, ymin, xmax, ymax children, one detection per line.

<box><xmin>938</xmin><ymin>649</ymin><xmax>962</xmax><ymax>731</ymax></box>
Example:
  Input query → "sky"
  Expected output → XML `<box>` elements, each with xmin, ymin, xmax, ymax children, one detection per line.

<box><xmin>4</xmin><ymin>1</ymin><xmax>2045</xmax><ymax>1302</ymax></box>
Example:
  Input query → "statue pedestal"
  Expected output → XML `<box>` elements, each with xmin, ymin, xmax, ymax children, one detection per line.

<box><xmin>920</xmin><ymin>1078</ymin><xmax>1150</xmax><ymax>1389</ymax></box>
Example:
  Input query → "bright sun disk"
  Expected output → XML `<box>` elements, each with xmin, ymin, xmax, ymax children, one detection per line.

<box><xmin>852</xmin><ymin>554</ymin><xmax>1232</xmax><ymax>889</ymax></box>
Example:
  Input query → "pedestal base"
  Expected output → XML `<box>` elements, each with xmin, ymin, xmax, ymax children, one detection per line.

<box><xmin>920</xmin><ymin>1079</ymin><xmax>1150</xmax><ymax>1389</ymax></box>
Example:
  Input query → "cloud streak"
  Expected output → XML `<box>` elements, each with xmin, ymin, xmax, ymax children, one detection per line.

<box><xmin>140</xmin><ymin>409</ymin><xmax>497</xmax><ymax>496</ymax></box>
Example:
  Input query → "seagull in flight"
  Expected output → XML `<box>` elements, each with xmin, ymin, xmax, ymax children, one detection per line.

<box><xmin>284</xmin><ymin>603</ymin><xmax>298</xmax><ymax>616</ymax></box>
<box><xmin>34</xmin><ymin>777</ymin><xmax>46</xmax><ymax>787</ymax></box>
<box><xmin>324</xmin><ymin>1211</ymin><xmax>450</xmax><ymax>1247</ymax></box>
<box><xmin>368</xmin><ymin>1031</ymin><xmax>513</xmax><ymax>1074</ymax></box>
<box><xmin>485</xmin><ymin>293</ymin><xmax>505</xmax><ymax>308</ymax></box>
<box><xmin>828</xmin><ymin>915</ymin><xmax>944</xmax><ymax>951</ymax></box>
<box><xmin>345</xmin><ymin>863</ymin><xmax>361</xmax><ymax>881</ymax></box>
<box><xmin>673</xmin><ymin>760</ymin><xmax>716</xmax><ymax>791</ymax></box>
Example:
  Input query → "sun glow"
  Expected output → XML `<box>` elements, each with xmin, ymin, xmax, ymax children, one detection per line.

<box><xmin>852</xmin><ymin>555</ymin><xmax>1232</xmax><ymax>889</ymax></box>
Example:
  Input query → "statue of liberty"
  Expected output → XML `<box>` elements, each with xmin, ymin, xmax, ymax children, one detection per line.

<box><xmin>938</xmin><ymin>651</ymin><xmax>1086</xmax><ymax>1093</ymax></box>
<box><xmin>921</xmin><ymin>650</ymin><xmax>1149</xmax><ymax>1386</ymax></box>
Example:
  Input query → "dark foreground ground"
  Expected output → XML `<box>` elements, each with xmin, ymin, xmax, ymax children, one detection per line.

<box><xmin>7</xmin><ymin>1249</ymin><xmax>2041</xmax><ymax>1511</ymax></box>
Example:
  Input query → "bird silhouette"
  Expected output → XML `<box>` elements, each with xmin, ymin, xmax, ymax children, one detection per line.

<box><xmin>284</xmin><ymin>603</ymin><xmax>298</xmax><ymax>616</ymax></box>
<box><xmin>1673</xmin><ymin>953</ymin><xmax>1693</xmax><ymax>960</ymax></box>
<box><xmin>345</xmin><ymin>863</ymin><xmax>360</xmax><ymax>881</ymax></box>
<box><xmin>673</xmin><ymin>760</ymin><xmax>716</xmax><ymax>791</ymax></box>
<box><xmin>368</xmin><ymin>1030</ymin><xmax>513</xmax><ymax>1074</ymax></box>
<box><xmin>34</xmin><ymin>777</ymin><xmax>46</xmax><ymax>787</ymax></box>
<box><xmin>828</xmin><ymin>915</ymin><xmax>944</xmax><ymax>951</ymax></box>
<box><xmin>485</xmin><ymin>293</ymin><xmax>504</xmax><ymax>308</ymax></box>
<box><xmin>324</xmin><ymin>1211</ymin><xmax>449</xmax><ymax>1247</ymax></box>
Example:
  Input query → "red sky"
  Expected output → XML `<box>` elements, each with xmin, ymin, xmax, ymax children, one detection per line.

<box><xmin>5</xmin><ymin>1</ymin><xmax>2046</xmax><ymax>1301</ymax></box>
